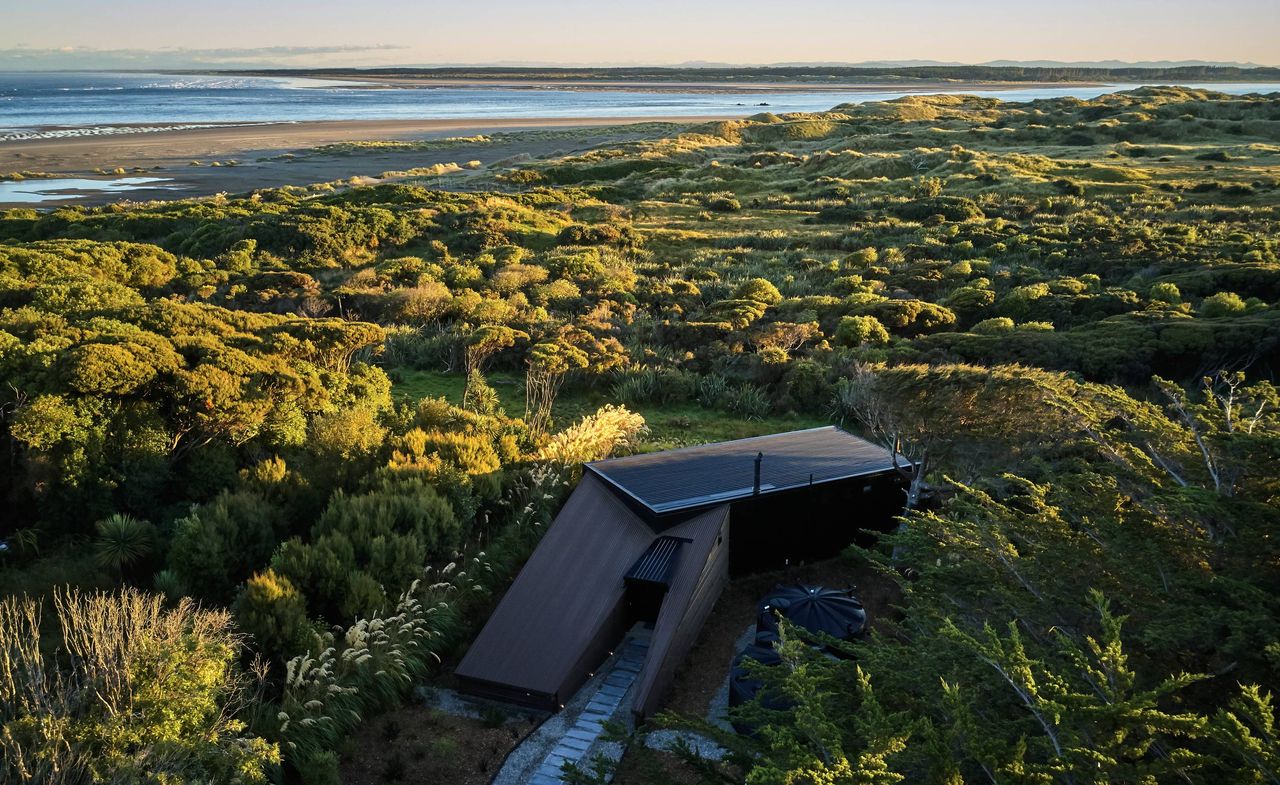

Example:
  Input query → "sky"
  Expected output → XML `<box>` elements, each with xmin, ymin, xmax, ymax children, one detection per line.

<box><xmin>1</xmin><ymin>0</ymin><xmax>1277</xmax><ymax>69</ymax></box>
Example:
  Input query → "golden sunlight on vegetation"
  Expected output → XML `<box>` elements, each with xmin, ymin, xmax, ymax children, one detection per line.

<box><xmin>1</xmin><ymin>86</ymin><xmax>1278</xmax><ymax>783</ymax></box>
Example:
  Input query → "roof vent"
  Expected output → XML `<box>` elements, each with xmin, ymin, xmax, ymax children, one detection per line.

<box><xmin>625</xmin><ymin>536</ymin><xmax>689</xmax><ymax>587</ymax></box>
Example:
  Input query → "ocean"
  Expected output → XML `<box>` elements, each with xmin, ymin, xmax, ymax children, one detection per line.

<box><xmin>3</xmin><ymin>72</ymin><xmax>1279</xmax><ymax>139</ymax></box>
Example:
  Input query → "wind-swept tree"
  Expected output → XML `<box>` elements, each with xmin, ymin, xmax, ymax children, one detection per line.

<box><xmin>462</xmin><ymin>325</ymin><xmax>526</xmax><ymax>413</ymax></box>
<box><xmin>833</xmin><ymin>363</ymin><xmax>1075</xmax><ymax>510</ymax></box>
<box><xmin>525</xmin><ymin>340</ymin><xmax>589</xmax><ymax>438</ymax></box>
<box><xmin>1148</xmin><ymin>371</ymin><xmax>1278</xmax><ymax>498</ymax></box>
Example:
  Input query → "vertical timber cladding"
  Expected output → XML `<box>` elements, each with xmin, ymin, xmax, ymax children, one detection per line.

<box><xmin>631</xmin><ymin>505</ymin><xmax>732</xmax><ymax>720</ymax></box>
<box><xmin>726</xmin><ymin>469</ymin><xmax>906</xmax><ymax>575</ymax></box>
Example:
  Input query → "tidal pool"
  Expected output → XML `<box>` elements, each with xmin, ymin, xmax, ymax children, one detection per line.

<box><xmin>0</xmin><ymin>176</ymin><xmax>177</xmax><ymax>204</ymax></box>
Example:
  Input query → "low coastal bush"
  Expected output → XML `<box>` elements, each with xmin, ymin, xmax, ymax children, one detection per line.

<box><xmin>0</xmin><ymin>588</ymin><xmax>279</xmax><ymax>784</ymax></box>
<box><xmin>275</xmin><ymin>574</ymin><xmax>470</xmax><ymax>783</ymax></box>
<box><xmin>537</xmin><ymin>404</ymin><xmax>647</xmax><ymax>465</ymax></box>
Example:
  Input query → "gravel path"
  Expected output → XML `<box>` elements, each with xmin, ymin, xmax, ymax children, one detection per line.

<box><xmin>417</xmin><ymin>684</ymin><xmax>546</xmax><ymax>723</ymax></box>
<box><xmin>640</xmin><ymin>623</ymin><xmax>751</xmax><ymax>762</ymax></box>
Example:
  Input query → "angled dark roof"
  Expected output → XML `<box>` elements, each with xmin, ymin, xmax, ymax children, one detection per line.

<box><xmin>586</xmin><ymin>426</ymin><xmax>895</xmax><ymax>516</ymax></box>
<box><xmin>455</xmin><ymin>473</ymin><xmax>655</xmax><ymax>703</ymax></box>
<box><xmin>455</xmin><ymin>472</ymin><xmax>732</xmax><ymax>711</ymax></box>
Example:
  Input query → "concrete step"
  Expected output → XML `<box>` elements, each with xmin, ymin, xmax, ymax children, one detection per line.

<box><xmin>552</xmin><ymin>743</ymin><xmax>586</xmax><ymax>762</ymax></box>
<box><xmin>559</xmin><ymin>736</ymin><xmax>592</xmax><ymax>753</ymax></box>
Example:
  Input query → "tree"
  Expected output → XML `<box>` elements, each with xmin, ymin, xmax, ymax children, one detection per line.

<box><xmin>662</xmin><ymin>625</ymin><xmax>912</xmax><ymax>785</ymax></box>
<box><xmin>525</xmin><ymin>340</ymin><xmax>589</xmax><ymax>438</ymax></box>
<box><xmin>833</xmin><ymin>363</ymin><xmax>1076</xmax><ymax>511</ymax></box>
<box><xmin>1209</xmin><ymin>685</ymin><xmax>1280</xmax><ymax>781</ymax></box>
<box><xmin>939</xmin><ymin>593</ymin><xmax>1213</xmax><ymax>782</ymax></box>
<box><xmin>752</xmin><ymin>321</ymin><xmax>823</xmax><ymax>353</ymax></box>
<box><xmin>462</xmin><ymin>325</ymin><xmax>526</xmax><ymax>411</ymax></box>
<box><xmin>1134</xmin><ymin>371</ymin><xmax>1277</xmax><ymax>501</ymax></box>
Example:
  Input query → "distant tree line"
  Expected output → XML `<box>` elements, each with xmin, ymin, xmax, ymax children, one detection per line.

<box><xmin>233</xmin><ymin>64</ymin><xmax>1280</xmax><ymax>84</ymax></box>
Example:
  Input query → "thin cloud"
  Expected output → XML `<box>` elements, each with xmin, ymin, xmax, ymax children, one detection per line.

<box><xmin>0</xmin><ymin>45</ymin><xmax>406</xmax><ymax>69</ymax></box>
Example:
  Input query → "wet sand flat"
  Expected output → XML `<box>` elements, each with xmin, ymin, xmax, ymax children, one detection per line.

<box><xmin>233</xmin><ymin>73</ymin><xmax>1103</xmax><ymax>94</ymax></box>
<box><xmin>0</xmin><ymin>116</ymin><xmax>715</xmax><ymax>207</ymax></box>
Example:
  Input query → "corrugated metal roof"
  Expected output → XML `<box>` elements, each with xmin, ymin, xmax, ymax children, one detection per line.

<box><xmin>625</xmin><ymin>536</ymin><xmax>687</xmax><ymax>586</ymax></box>
<box><xmin>455</xmin><ymin>473</ymin><xmax>655</xmax><ymax>700</ymax></box>
<box><xmin>587</xmin><ymin>426</ymin><xmax>895</xmax><ymax>515</ymax></box>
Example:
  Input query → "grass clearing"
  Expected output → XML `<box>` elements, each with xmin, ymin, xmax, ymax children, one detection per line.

<box><xmin>390</xmin><ymin>368</ymin><xmax>827</xmax><ymax>446</ymax></box>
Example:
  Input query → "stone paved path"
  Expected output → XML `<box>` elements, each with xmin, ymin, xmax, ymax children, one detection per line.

<box><xmin>523</xmin><ymin>634</ymin><xmax>649</xmax><ymax>785</ymax></box>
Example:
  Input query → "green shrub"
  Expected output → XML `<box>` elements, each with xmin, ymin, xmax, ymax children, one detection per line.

<box><xmin>167</xmin><ymin>491</ymin><xmax>282</xmax><ymax>604</ymax></box>
<box><xmin>612</xmin><ymin>369</ymin><xmax>658</xmax><ymax>404</ymax></box>
<box><xmin>736</xmin><ymin>277</ymin><xmax>784</xmax><ymax>305</ymax></box>
<box><xmin>1149</xmin><ymin>282</ymin><xmax>1183</xmax><ymax>304</ymax></box>
<box><xmin>92</xmin><ymin>514</ymin><xmax>156</xmax><ymax>578</ymax></box>
<box><xmin>611</xmin><ymin>366</ymin><xmax>699</xmax><ymax>406</ymax></box>
<box><xmin>704</xmin><ymin>193</ymin><xmax>742</xmax><ymax>212</ymax></box>
<box><xmin>234</xmin><ymin>569</ymin><xmax>311</xmax><ymax>662</ymax></box>
<box><xmin>557</xmin><ymin>223</ymin><xmax>625</xmax><ymax>246</ymax></box>
<box><xmin>973</xmin><ymin>317</ymin><xmax>1016</xmax><ymax>334</ymax></box>
<box><xmin>698</xmin><ymin>374</ymin><xmax>731</xmax><ymax>408</ymax></box>
<box><xmin>892</xmin><ymin>196</ymin><xmax>985</xmax><ymax>223</ymax></box>
<box><xmin>1200</xmin><ymin>291</ymin><xmax>1247</xmax><ymax>317</ymax></box>
<box><xmin>784</xmin><ymin>360</ymin><xmax>833</xmax><ymax>412</ymax></box>
<box><xmin>726</xmin><ymin>384</ymin><xmax>771</xmax><ymax>420</ymax></box>
<box><xmin>1054</xmin><ymin>178</ymin><xmax>1085</xmax><ymax>197</ymax></box>
<box><xmin>835</xmin><ymin>315</ymin><xmax>891</xmax><ymax>346</ymax></box>
<box><xmin>0</xmin><ymin>588</ymin><xmax>278</xmax><ymax>784</ymax></box>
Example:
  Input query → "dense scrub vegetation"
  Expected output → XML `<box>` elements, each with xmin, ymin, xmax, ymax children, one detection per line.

<box><xmin>1</xmin><ymin>86</ymin><xmax>1279</xmax><ymax>783</ymax></box>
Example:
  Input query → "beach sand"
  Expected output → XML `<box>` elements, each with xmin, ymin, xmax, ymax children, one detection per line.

<box><xmin>0</xmin><ymin>75</ymin><xmax>1113</xmax><ymax>208</ymax></box>
<box><xmin>0</xmin><ymin>116</ymin><xmax>717</xmax><ymax>207</ymax></box>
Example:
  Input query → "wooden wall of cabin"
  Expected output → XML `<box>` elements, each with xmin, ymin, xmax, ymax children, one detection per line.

<box><xmin>726</xmin><ymin>471</ymin><xmax>906</xmax><ymax>575</ymax></box>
